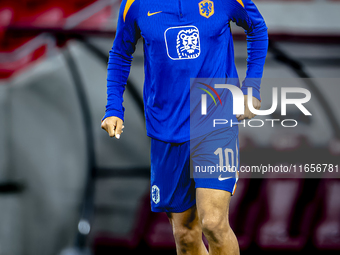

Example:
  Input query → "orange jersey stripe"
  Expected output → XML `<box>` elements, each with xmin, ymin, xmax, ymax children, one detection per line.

<box><xmin>123</xmin><ymin>0</ymin><xmax>135</xmax><ymax>22</ymax></box>
<box><xmin>236</xmin><ymin>0</ymin><xmax>245</xmax><ymax>8</ymax></box>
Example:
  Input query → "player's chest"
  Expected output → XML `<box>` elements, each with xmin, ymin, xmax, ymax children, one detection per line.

<box><xmin>138</xmin><ymin>0</ymin><xmax>231</xmax><ymax>42</ymax></box>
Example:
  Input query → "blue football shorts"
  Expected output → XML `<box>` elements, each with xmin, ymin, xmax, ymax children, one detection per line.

<box><xmin>150</xmin><ymin>125</ymin><xmax>239</xmax><ymax>213</ymax></box>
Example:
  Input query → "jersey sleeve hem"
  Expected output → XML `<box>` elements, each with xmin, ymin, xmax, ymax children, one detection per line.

<box><xmin>102</xmin><ymin>109</ymin><xmax>125</xmax><ymax>122</ymax></box>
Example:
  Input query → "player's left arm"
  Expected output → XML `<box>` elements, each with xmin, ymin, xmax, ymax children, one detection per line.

<box><xmin>228</xmin><ymin>0</ymin><xmax>269</xmax><ymax>120</ymax></box>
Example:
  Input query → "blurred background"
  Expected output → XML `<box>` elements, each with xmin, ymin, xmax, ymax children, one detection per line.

<box><xmin>0</xmin><ymin>0</ymin><xmax>339</xmax><ymax>254</ymax></box>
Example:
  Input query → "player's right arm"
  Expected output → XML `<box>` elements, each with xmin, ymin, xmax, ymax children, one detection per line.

<box><xmin>101</xmin><ymin>0</ymin><xmax>141</xmax><ymax>139</ymax></box>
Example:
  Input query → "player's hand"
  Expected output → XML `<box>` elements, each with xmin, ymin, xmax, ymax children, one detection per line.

<box><xmin>101</xmin><ymin>116</ymin><xmax>124</xmax><ymax>139</ymax></box>
<box><xmin>236</xmin><ymin>95</ymin><xmax>261</xmax><ymax>121</ymax></box>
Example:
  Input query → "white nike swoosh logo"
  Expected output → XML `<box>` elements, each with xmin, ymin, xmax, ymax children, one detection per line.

<box><xmin>218</xmin><ymin>174</ymin><xmax>233</xmax><ymax>181</ymax></box>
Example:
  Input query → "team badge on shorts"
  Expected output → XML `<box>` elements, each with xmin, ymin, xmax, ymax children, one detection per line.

<box><xmin>164</xmin><ymin>25</ymin><xmax>201</xmax><ymax>60</ymax></box>
<box><xmin>199</xmin><ymin>0</ymin><xmax>214</xmax><ymax>18</ymax></box>
<box><xmin>151</xmin><ymin>185</ymin><xmax>160</xmax><ymax>204</ymax></box>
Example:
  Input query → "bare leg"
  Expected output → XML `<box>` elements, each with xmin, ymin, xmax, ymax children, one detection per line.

<box><xmin>196</xmin><ymin>188</ymin><xmax>240</xmax><ymax>255</ymax></box>
<box><xmin>167</xmin><ymin>205</ymin><xmax>209</xmax><ymax>255</ymax></box>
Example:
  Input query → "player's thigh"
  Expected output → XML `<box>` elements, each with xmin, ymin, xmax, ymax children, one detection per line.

<box><xmin>192</xmin><ymin>126</ymin><xmax>239</xmax><ymax>195</ymax></box>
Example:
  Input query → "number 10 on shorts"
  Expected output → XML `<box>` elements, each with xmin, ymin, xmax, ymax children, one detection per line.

<box><xmin>214</xmin><ymin>146</ymin><xmax>238</xmax><ymax>173</ymax></box>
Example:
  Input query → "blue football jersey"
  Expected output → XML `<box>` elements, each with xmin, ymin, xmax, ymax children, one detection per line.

<box><xmin>103</xmin><ymin>0</ymin><xmax>268</xmax><ymax>143</ymax></box>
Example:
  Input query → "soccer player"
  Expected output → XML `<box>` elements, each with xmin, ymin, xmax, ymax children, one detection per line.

<box><xmin>101</xmin><ymin>0</ymin><xmax>267</xmax><ymax>254</ymax></box>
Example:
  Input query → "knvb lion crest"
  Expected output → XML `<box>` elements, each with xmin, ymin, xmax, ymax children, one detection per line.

<box><xmin>199</xmin><ymin>0</ymin><xmax>214</xmax><ymax>18</ymax></box>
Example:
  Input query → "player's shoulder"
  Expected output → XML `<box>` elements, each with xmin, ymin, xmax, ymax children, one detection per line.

<box><xmin>216</xmin><ymin>0</ymin><xmax>246</xmax><ymax>16</ymax></box>
<box><xmin>220</xmin><ymin>0</ymin><xmax>252</xmax><ymax>9</ymax></box>
<box><xmin>120</xmin><ymin>0</ymin><xmax>141</xmax><ymax>22</ymax></box>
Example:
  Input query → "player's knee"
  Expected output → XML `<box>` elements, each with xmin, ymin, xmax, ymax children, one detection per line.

<box><xmin>172</xmin><ymin>224</ymin><xmax>201</xmax><ymax>250</ymax></box>
<box><xmin>201</xmin><ymin>215</ymin><xmax>230</xmax><ymax>244</ymax></box>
